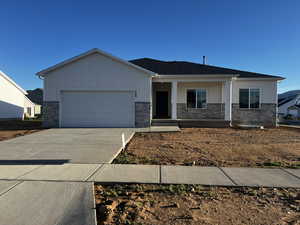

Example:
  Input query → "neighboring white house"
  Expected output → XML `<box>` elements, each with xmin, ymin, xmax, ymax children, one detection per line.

<box><xmin>278</xmin><ymin>94</ymin><xmax>300</xmax><ymax>118</ymax></box>
<box><xmin>37</xmin><ymin>48</ymin><xmax>284</xmax><ymax>128</ymax></box>
<box><xmin>0</xmin><ymin>70</ymin><xmax>37</xmax><ymax>119</ymax></box>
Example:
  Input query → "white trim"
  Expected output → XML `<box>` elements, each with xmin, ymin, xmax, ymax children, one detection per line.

<box><xmin>36</xmin><ymin>48</ymin><xmax>157</xmax><ymax>77</ymax></box>
<box><xmin>24</xmin><ymin>95</ymin><xmax>36</xmax><ymax>106</ymax></box>
<box><xmin>171</xmin><ymin>81</ymin><xmax>177</xmax><ymax>119</ymax></box>
<box><xmin>186</xmin><ymin>88</ymin><xmax>208</xmax><ymax>109</ymax></box>
<box><xmin>224</xmin><ymin>80</ymin><xmax>233</xmax><ymax>121</ymax></box>
<box><xmin>0</xmin><ymin>70</ymin><xmax>27</xmax><ymax>95</ymax></box>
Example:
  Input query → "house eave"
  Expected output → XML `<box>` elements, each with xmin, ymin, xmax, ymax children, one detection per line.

<box><xmin>0</xmin><ymin>70</ymin><xmax>27</xmax><ymax>95</ymax></box>
<box><xmin>24</xmin><ymin>95</ymin><xmax>36</xmax><ymax>106</ymax></box>
<box><xmin>235</xmin><ymin>77</ymin><xmax>285</xmax><ymax>81</ymax></box>
<box><xmin>155</xmin><ymin>74</ymin><xmax>239</xmax><ymax>79</ymax></box>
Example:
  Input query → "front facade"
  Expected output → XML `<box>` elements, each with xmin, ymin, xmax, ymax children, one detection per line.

<box><xmin>0</xmin><ymin>71</ymin><xmax>36</xmax><ymax>119</ymax></box>
<box><xmin>38</xmin><ymin>49</ymin><xmax>284</xmax><ymax>128</ymax></box>
<box><xmin>151</xmin><ymin>77</ymin><xmax>278</xmax><ymax>127</ymax></box>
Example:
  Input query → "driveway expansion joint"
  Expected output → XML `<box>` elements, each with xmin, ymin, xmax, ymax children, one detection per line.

<box><xmin>15</xmin><ymin>164</ymin><xmax>45</xmax><ymax>180</ymax></box>
<box><xmin>280</xmin><ymin>168</ymin><xmax>300</xmax><ymax>180</ymax></box>
<box><xmin>218</xmin><ymin>167</ymin><xmax>238</xmax><ymax>186</ymax></box>
<box><xmin>84</xmin><ymin>164</ymin><xmax>104</xmax><ymax>181</ymax></box>
<box><xmin>0</xmin><ymin>181</ymin><xmax>23</xmax><ymax>197</ymax></box>
<box><xmin>159</xmin><ymin>165</ymin><xmax>162</xmax><ymax>183</ymax></box>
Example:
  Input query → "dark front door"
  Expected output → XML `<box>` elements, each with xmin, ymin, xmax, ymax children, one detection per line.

<box><xmin>156</xmin><ymin>91</ymin><xmax>169</xmax><ymax>118</ymax></box>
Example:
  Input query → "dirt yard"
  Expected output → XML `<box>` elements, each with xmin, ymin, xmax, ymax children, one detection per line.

<box><xmin>0</xmin><ymin>120</ymin><xmax>43</xmax><ymax>141</ymax></box>
<box><xmin>114</xmin><ymin>127</ymin><xmax>300</xmax><ymax>168</ymax></box>
<box><xmin>95</xmin><ymin>184</ymin><xmax>300</xmax><ymax>225</ymax></box>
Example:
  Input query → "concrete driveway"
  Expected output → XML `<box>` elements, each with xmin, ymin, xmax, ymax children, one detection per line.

<box><xmin>0</xmin><ymin>128</ymin><xmax>135</xmax><ymax>164</ymax></box>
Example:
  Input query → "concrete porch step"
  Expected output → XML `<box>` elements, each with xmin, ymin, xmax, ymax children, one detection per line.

<box><xmin>151</xmin><ymin>119</ymin><xmax>178</xmax><ymax>127</ymax></box>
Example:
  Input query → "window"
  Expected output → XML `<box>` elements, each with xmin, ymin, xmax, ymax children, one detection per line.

<box><xmin>187</xmin><ymin>89</ymin><xmax>207</xmax><ymax>108</ymax></box>
<box><xmin>27</xmin><ymin>107</ymin><xmax>31</xmax><ymax>115</ymax></box>
<box><xmin>239</xmin><ymin>88</ymin><xmax>260</xmax><ymax>109</ymax></box>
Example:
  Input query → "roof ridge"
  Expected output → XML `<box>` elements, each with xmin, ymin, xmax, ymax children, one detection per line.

<box><xmin>130</xmin><ymin>57</ymin><xmax>283</xmax><ymax>78</ymax></box>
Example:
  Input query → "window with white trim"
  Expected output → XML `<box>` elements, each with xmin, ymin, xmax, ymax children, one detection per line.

<box><xmin>239</xmin><ymin>88</ymin><xmax>260</xmax><ymax>109</ymax></box>
<box><xmin>27</xmin><ymin>107</ymin><xmax>31</xmax><ymax>116</ymax></box>
<box><xmin>187</xmin><ymin>89</ymin><xmax>207</xmax><ymax>108</ymax></box>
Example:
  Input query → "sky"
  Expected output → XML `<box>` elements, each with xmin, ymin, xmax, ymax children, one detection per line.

<box><xmin>0</xmin><ymin>0</ymin><xmax>299</xmax><ymax>93</ymax></box>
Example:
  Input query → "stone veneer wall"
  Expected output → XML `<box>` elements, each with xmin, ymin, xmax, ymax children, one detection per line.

<box><xmin>135</xmin><ymin>102</ymin><xmax>151</xmax><ymax>127</ymax></box>
<box><xmin>177</xmin><ymin>103</ymin><xmax>225</xmax><ymax>119</ymax></box>
<box><xmin>43</xmin><ymin>101</ymin><xmax>59</xmax><ymax>128</ymax></box>
<box><xmin>232</xmin><ymin>103</ymin><xmax>277</xmax><ymax>127</ymax></box>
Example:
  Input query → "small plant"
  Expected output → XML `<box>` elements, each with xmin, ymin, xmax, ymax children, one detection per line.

<box><xmin>263</xmin><ymin>162</ymin><xmax>282</xmax><ymax>167</ymax></box>
<box><xmin>113</xmin><ymin>152</ymin><xmax>136</xmax><ymax>164</ymax></box>
<box><xmin>287</xmin><ymin>163</ymin><xmax>300</xmax><ymax>169</ymax></box>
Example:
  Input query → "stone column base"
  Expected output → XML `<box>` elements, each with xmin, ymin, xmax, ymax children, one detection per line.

<box><xmin>43</xmin><ymin>101</ymin><xmax>59</xmax><ymax>128</ymax></box>
<box><xmin>135</xmin><ymin>102</ymin><xmax>151</xmax><ymax>127</ymax></box>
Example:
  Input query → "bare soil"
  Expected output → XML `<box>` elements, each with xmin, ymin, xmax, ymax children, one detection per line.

<box><xmin>95</xmin><ymin>184</ymin><xmax>300</xmax><ymax>225</ymax></box>
<box><xmin>0</xmin><ymin>120</ymin><xmax>43</xmax><ymax>141</ymax></box>
<box><xmin>0</xmin><ymin>130</ymin><xmax>41</xmax><ymax>141</ymax></box>
<box><xmin>114</xmin><ymin>128</ymin><xmax>300</xmax><ymax>168</ymax></box>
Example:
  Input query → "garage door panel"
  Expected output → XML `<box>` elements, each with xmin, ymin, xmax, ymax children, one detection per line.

<box><xmin>61</xmin><ymin>91</ymin><xmax>134</xmax><ymax>127</ymax></box>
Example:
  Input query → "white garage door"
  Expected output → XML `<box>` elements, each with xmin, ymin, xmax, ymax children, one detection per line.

<box><xmin>61</xmin><ymin>91</ymin><xmax>135</xmax><ymax>127</ymax></box>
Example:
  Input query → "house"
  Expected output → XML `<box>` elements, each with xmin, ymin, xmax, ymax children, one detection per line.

<box><xmin>37</xmin><ymin>48</ymin><xmax>284</xmax><ymax>128</ymax></box>
<box><xmin>278</xmin><ymin>94</ymin><xmax>300</xmax><ymax>118</ymax></box>
<box><xmin>34</xmin><ymin>104</ymin><xmax>42</xmax><ymax>116</ymax></box>
<box><xmin>0</xmin><ymin>70</ymin><xmax>37</xmax><ymax>119</ymax></box>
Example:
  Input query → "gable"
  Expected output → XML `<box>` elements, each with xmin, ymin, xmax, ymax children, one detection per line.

<box><xmin>0</xmin><ymin>71</ymin><xmax>27</xmax><ymax>95</ymax></box>
<box><xmin>43</xmin><ymin>52</ymin><xmax>152</xmax><ymax>102</ymax></box>
<box><xmin>37</xmin><ymin>48</ymin><xmax>156</xmax><ymax>77</ymax></box>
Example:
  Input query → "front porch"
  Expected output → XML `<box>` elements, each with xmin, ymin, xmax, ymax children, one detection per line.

<box><xmin>151</xmin><ymin>77</ymin><xmax>233</xmax><ymax>126</ymax></box>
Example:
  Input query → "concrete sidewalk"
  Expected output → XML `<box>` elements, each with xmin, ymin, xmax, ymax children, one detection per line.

<box><xmin>0</xmin><ymin>164</ymin><xmax>298</xmax><ymax>225</ymax></box>
<box><xmin>0</xmin><ymin>181</ymin><xmax>96</xmax><ymax>225</ymax></box>
<box><xmin>0</xmin><ymin>164</ymin><xmax>299</xmax><ymax>188</ymax></box>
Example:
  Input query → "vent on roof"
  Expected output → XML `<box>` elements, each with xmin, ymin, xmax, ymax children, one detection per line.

<box><xmin>203</xmin><ymin>56</ymin><xmax>206</xmax><ymax>65</ymax></box>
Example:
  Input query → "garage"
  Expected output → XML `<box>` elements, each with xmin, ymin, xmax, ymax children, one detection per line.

<box><xmin>61</xmin><ymin>91</ymin><xmax>135</xmax><ymax>127</ymax></box>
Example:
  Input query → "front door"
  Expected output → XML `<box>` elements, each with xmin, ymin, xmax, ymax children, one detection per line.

<box><xmin>156</xmin><ymin>91</ymin><xmax>169</xmax><ymax>118</ymax></box>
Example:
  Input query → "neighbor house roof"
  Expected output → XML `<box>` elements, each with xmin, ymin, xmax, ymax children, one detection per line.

<box><xmin>130</xmin><ymin>58</ymin><xmax>284</xmax><ymax>79</ymax></box>
<box><xmin>278</xmin><ymin>96</ymin><xmax>294</xmax><ymax>107</ymax></box>
<box><xmin>278</xmin><ymin>94</ymin><xmax>300</xmax><ymax>107</ymax></box>
<box><xmin>37</xmin><ymin>48</ymin><xmax>157</xmax><ymax>77</ymax></box>
<box><xmin>0</xmin><ymin>70</ymin><xmax>27</xmax><ymax>95</ymax></box>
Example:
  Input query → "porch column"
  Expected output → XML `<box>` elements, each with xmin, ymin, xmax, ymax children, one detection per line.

<box><xmin>171</xmin><ymin>81</ymin><xmax>177</xmax><ymax>119</ymax></box>
<box><xmin>224</xmin><ymin>80</ymin><xmax>232</xmax><ymax>121</ymax></box>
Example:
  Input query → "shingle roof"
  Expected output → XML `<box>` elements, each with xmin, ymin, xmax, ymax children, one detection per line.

<box><xmin>278</xmin><ymin>96</ymin><xmax>294</xmax><ymax>107</ymax></box>
<box><xmin>129</xmin><ymin>58</ymin><xmax>284</xmax><ymax>79</ymax></box>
